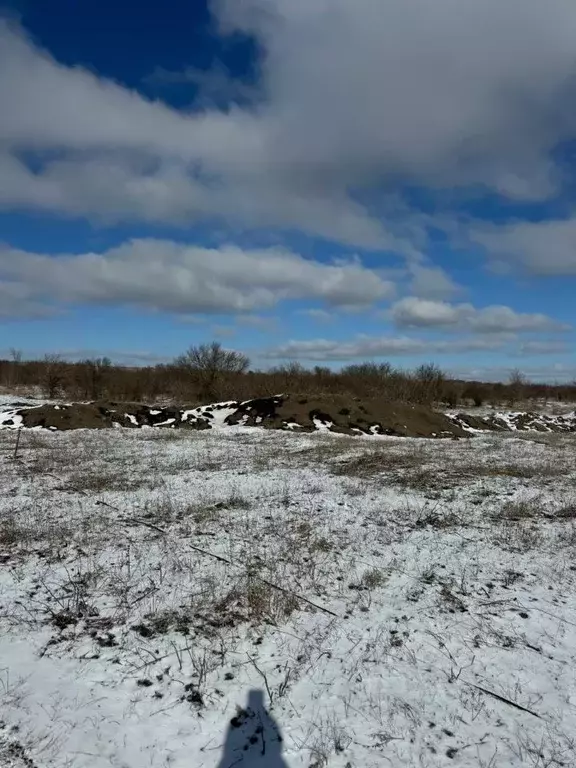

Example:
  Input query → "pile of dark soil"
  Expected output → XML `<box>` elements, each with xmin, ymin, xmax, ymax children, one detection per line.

<box><xmin>8</xmin><ymin>395</ymin><xmax>468</xmax><ymax>438</ymax></box>
<box><xmin>451</xmin><ymin>411</ymin><xmax>576</xmax><ymax>433</ymax></box>
<box><xmin>6</xmin><ymin>396</ymin><xmax>575</xmax><ymax>437</ymax></box>
<box><xmin>225</xmin><ymin>394</ymin><xmax>467</xmax><ymax>438</ymax></box>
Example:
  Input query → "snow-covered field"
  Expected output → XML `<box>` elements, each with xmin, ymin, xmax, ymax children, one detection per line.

<box><xmin>1</xmin><ymin>416</ymin><xmax>576</xmax><ymax>767</ymax></box>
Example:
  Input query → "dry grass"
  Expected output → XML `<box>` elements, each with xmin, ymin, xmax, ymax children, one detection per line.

<box><xmin>334</xmin><ymin>446</ymin><xmax>425</xmax><ymax>477</ymax></box>
<box><xmin>67</xmin><ymin>466</ymin><xmax>161</xmax><ymax>493</ymax></box>
<box><xmin>3</xmin><ymin>406</ymin><xmax>576</xmax><ymax>768</ymax></box>
<box><xmin>0</xmin><ymin>505</ymin><xmax>77</xmax><ymax>553</ymax></box>
<box><xmin>499</xmin><ymin>497</ymin><xmax>542</xmax><ymax>521</ymax></box>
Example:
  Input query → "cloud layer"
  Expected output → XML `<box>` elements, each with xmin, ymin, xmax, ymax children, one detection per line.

<box><xmin>264</xmin><ymin>335</ymin><xmax>510</xmax><ymax>362</ymax></box>
<box><xmin>390</xmin><ymin>297</ymin><xmax>569</xmax><ymax>333</ymax></box>
<box><xmin>0</xmin><ymin>240</ymin><xmax>394</xmax><ymax>316</ymax></box>
<box><xmin>473</xmin><ymin>217</ymin><xmax>576</xmax><ymax>275</ymax></box>
<box><xmin>2</xmin><ymin>0</ymin><xmax>576</xmax><ymax>246</ymax></box>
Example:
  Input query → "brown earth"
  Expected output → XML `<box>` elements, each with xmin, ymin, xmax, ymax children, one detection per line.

<box><xmin>11</xmin><ymin>395</ymin><xmax>467</xmax><ymax>438</ymax></box>
<box><xmin>224</xmin><ymin>394</ymin><xmax>467</xmax><ymax>437</ymax></box>
<box><xmin>9</xmin><ymin>396</ymin><xmax>576</xmax><ymax>436</ymax></box>
<box><xmin>450</xmin><ymin>411</ymin><xmax>576</xmax><ymax>433</ymax></box>
<box><xmin>19</xmin><ymin>403</ymin><xmax>112</xmax><ymax>430</ymax></box>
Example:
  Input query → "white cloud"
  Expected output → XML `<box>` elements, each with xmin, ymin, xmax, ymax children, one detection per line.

<box><xmin>408</xmin><ymin>265</ymin><xmax>460</xmax><ymax>300</ymax></box>
<box><xmin>391</xmin><ymin>297</ymin><xmax>568</xmax><ymax>333</ymax></box>
<box><xmin>0</xmin><ymin>281</ymin><xmax>59</xmax><ymax>319</ymax></box>
<box><xmin>215</xmin><ymin>0</ymin><xmax>576</xmax><ymax>198</ymax></box>
<box><xmin>0</xmin><ymin>21</ymin><xmax>395</xmax><ymax>248</ymax></box>
<box><xmin>264</xmin><ymin>335</ymin><xmax>508</xmax><ymax>362</ymax></box>
<box><xmin>0</xmin><ymin>240</ymin><xmax>394</xmax><ymax>318</ymax></box>
<box><xmin>473</xmin><ymin>217</ymin><xmax>576</xmax><ymax>275</ymax></box>
<box><xmin>2</xmin><ymin>0</ymin><xmax>576</xmax><ymax>243</ymax></box>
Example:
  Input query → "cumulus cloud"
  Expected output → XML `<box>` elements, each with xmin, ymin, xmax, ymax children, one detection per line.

<box><xmin>0</xmin><ymin>20</ymin><xmax>394</xmax><ymax>247</ymax></box>
<box><xmin>473</xmin><ymin>217</ymin><xmax>576</xmax><ymax>275</ymax></box>
<box><xmin>2</xmin><ymin>0</ymin><xmax>576</xmax><ymax>243</ymax></box>
<box><xmin>0</xmin><ymin>282</ymin><xmax>59</xmax><ymax>319</ymax></box>
<box><xmin>264</xmin><ymin>335</ymin><xmax>509</xmax><ymax>362</ymax></box>
<box><xmin>0</xmin><ymin>240</ymin><xmax>394</xmax><ymax>318</ymax></box>
<box><xmin>408</xmin><ymin>265</ymin><xmax>461</xmax><ymax>300</ymax></box>
<box><xmin>390</xmin><ymin>297</ymin><xmax>568</xmax><ymax>333</ymax></box>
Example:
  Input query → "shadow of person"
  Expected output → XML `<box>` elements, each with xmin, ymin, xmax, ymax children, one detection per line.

<box><xmin>217</xmin><ymin>689</ymin><xmax>288</xmax><ymax>767</ymax></box>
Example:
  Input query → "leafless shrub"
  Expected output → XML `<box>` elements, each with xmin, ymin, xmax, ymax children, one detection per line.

<box><xmin>553</xmin><ymin>502</ymin><xmax>576</xmax><ymax>520</ymax></box>
<box><xmin>226</xmin><ymin>488</ymin><xmax>253</xmax><ymax>510</ymax></box>
<box><xmin>306</xmin><ymin>715</ymin><xmax>352</xmax><ymax>768</ymax></box>
<box><xmin>2</xmin><ymin>348</ymin><xmax>576</xmax><ymax>405</ymax></box>
<box><xmin>481</xmin><ymin>461</ymin><xmax>565</xmax><ymax>479</ymax></box>
<box><xmin>360</xmin><ymin>567</ymin><xmax>387</xmax><ymax>589</ymax></box>
<box><xmin>492</xmin><ymin>518</ymin><xmax>543</xmax><ymax>551</ymax></box>
<box><xmin>132</xmin><ymin>609</ymin><xmax>193</xmax><ymax>638</ymax></box>
<box><xmin>0</xmin><ymin>506</ymin><xmax>76</xmax><ymax>554</ymax></box>
<box><xmin>499</xmin><ymin>498</ymin><xmax>541</xmax><ymax>521</ymax></box>
<box><xmin>41</xmin><ymin>354</ymin><xmax>65</xmax><ymax>399</ymax></box>
<box><xmin>554</xmin><ymin>523</ymin><xmax>576</xmax><ymax>549</ymax></box>
<box><xmin>67</xmin><ymin>466</ymin><xmax>159</xmax><ymax>493</ymax></box>
<box><xmin>334</xmin><ymin>445</ymin><xmax>425</xmax><ymax>478</ymax></box>
<box><xmin>209</xmin><ymin>576</ymin><xmax>299</xmax><ymax>626</ymax></box>
<box><xmin>190</xmin><ymin>504</ymin><xmax>221</xmax><ymax>526</ymax></box>
<box><xmin>0</xmin><ymin>512</ymin><xmax>21</xmax><ymax>548</ymax></box>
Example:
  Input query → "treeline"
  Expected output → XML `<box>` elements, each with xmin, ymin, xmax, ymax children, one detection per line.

<box><xmin>1</xmin><ymin>343</ymin><xmax>575</xmax><ymax>407</ymax></box>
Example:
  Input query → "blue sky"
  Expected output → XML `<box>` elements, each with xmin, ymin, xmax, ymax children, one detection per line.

<box><xmin>0</xmin><ymin>0</ymin><xmax>575</xmax><ymax>381</ymax></box>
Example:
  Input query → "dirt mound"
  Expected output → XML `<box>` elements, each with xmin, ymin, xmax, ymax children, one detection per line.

<box><xmin>15</xmin><ymin>403</ymin><xmax>113</xmax><ymax>430</ymax></box>
<box><xmin>0</xmin><ymin>395</ymin><xmax>467</xmax><ymax>438</ymax></box>
<box><xmin>224</xmin><ymin>395</ymin><xmax>466</xmax><ymax>437</ymax></box>
<box><xmin>3</xmin><ymin>396</ymin><xmax>574</xmax><ymax>437</ymax></box>
<box><xmin>449</xmin><ymin>410</ymin><xmax>576</xmax><ymax>433</ymax></box>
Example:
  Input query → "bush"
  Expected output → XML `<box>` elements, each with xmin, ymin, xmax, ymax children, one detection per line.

<box><xmin>1</xmin><ymin>346</ymin><xmax>574</xmax><ymax>407</ymax></box>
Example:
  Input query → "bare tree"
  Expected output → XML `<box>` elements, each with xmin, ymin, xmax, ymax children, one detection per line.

<box><xmin>414</xmin><ymin>362</ymin><xmax>446</xmax><ymax>404</ymax></box>
<box><xmin>77</xmin><ymin>357</ymin><xmax>112</xmax><ymax>400</ymax></box>
<box><xmin>342</xmin><ymin>362</ymin><xmax>392</xmax><ymax>378</ymax></box>
<box><xmin>42</xmin><ymin>354</ymin><xmax>65</xmax><ymax>399</ymax></box>
<box><xmin>174</xmin><ymin>341</ymin><xmax>250</xmax><ymax>400</ymax></box>
<box><xmin>8</xmin><ymin>348</ymin><xmax>23</xmax><ymax>389</ymax></box>
<box><xmin>508</xmin><ymin>368</ymin><xmax>527</xmax><ymax>407</ymax></box>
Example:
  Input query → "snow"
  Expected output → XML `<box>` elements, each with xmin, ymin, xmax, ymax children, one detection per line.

<box><xmin>0</xmin><ymin>411</ymin><xmax>23</xmax><ymax>428</ymax></box>
<box><xmin>448</xmin><ymin>409</ymin><xmax>576</xmax><ymax>434</ymax></box>
<box><xmin>153</xmin><ymin>417</ymin><xmax>176</xmax><ymax>427</ymax></box>
<box><xmin>1</xmin><ymin>421</ymin><xmax>576</xmax><ymax>766</ymax></box>
<box><xmin>312</xmin><ymin>417</ymin><xmax>333</xmax><ymax>432</ymax></box>
<box><xmin>182</xmin><ymin>401</ymin><xmax>249</xmax><ymax>428</ymax></box>
<box><xmin>0</xmin><ymin>394</ymin><xmax>51</xmax><ymax>409</ymax></box>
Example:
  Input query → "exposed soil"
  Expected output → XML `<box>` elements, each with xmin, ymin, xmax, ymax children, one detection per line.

<box><xmin>451</xmin><ymin>410</ymin><xmax>576</xmax><ymax>433</ymax></box>
<box><xmin>3</xmin><ymin>395</ymin><xmax>466</xmax><ymax>438</ymax></box>
<box><xmin>224</xmin><ymin>394</ymin><xmax>466</xmax><ymax>438</ymax></box>
<box><xmin>2</xmin><ymin>395</ymin><xmax>575</xmax><ymax>437</ymax></box>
